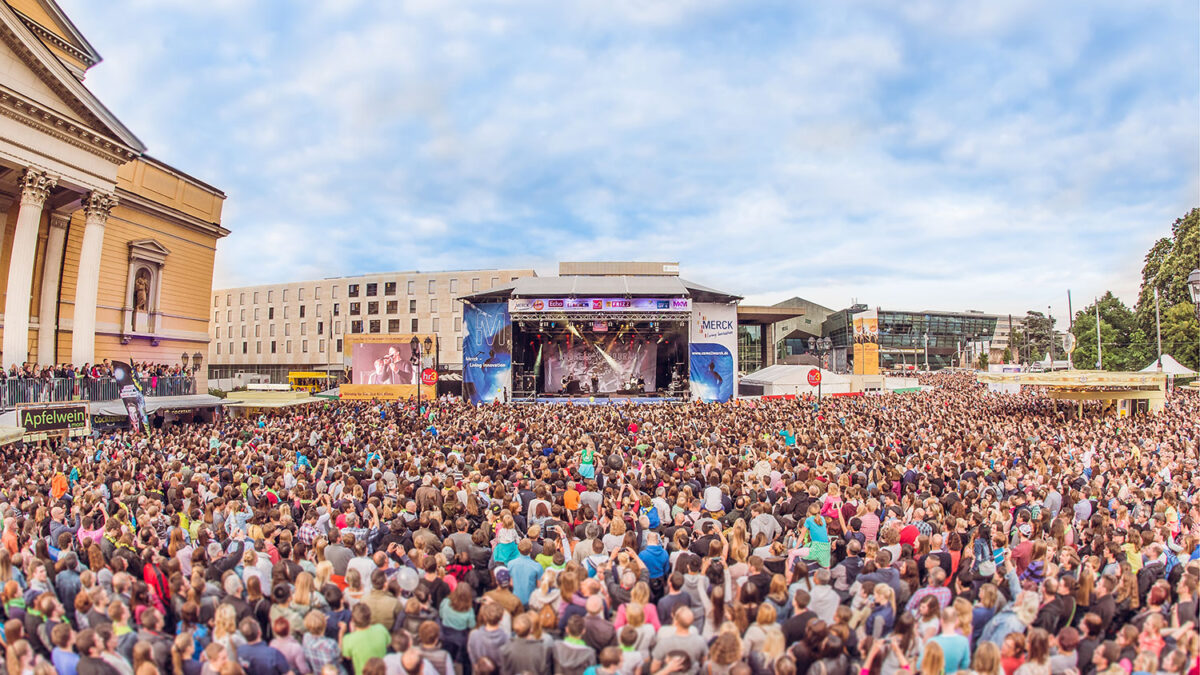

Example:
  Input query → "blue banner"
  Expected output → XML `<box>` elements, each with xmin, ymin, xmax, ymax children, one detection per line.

<box><xmin>689</xmin><ymin>343</ymin><xmax>734</xmax><ymax>402</ymax></box>
<box><xmin>463</xmin><ymin>302</ymin><xmax>512</xmax><ymax>405</ymax></box>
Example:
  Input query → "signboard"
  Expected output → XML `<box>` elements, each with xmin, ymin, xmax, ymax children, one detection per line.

<box><xmin>508</xmin><ymin>297</ymin><xmax>690</xmax><ymax>313</ymax></box>
<box><xmin>807</xmin><ymin>369</ymin><xmax>822</xmax><ymax>386</ymax></box>
<box><xmin>421</xmin><ymin>368</ymin><xmax>438</xmax><ymax>386</ymax></box>
<box><xmin>19</xmin><ymin>403</ymin><xmax>90</xmax><ymax>440</ymax></box>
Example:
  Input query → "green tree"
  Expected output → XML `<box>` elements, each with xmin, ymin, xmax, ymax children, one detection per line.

<box><xmin>1134</xmin><ymin>209</ymin><xmax>1199</xmax><ymax>371</ymax></box>
<box><xmin>1070</xmin><ymin>292</ymin><xmax>1149</xmax><ymax>371</ymax></box>
<box><xmin>976</xmin><ymin>353</ymin><xmax>989</xmax><ymax>370</ymax></box>
<box><xmin>1002</xmin><ymin>347</ymin><xmax>1012</xmax><ymax>363</ymax></box>
<box><xmin>1019</xmin><ymin>311</ymin><xmax>1055</xmax><ymax>363</ymax></box>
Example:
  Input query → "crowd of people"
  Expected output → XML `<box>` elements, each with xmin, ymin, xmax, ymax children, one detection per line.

<box><xmin>0</xmin><ymin>360</ymin><xmax>194</xmax><ymax>405</ymax></box>
<box><xmin>0</xmin><ymin>371</ymin><xmax>1195</xmax><ymax>675</ymax></box>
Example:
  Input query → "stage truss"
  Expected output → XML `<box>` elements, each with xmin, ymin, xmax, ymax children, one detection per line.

<box><xmin>510</xmin><ymin>311</ymin><xmax>690</xmax><ymax>322</ymax></box>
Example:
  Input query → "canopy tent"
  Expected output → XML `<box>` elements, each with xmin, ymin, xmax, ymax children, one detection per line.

<box><xmin>0</xmin><ymin>426</ymin><xmax>24</xmax><ymax>446</ymax></box>
<box><xmin>88</xmin><ymin>394</ymin><xmax>223</xmax><ymax>417</ymax></box>
<box><xmin>224</xmin><ymin>397</ymin><xmax>322</xmax><ymax>409</ymax></box>
<box><xmin>738</xmin><ymin>365</ymin><xmax>851</xmax><ymax>397</ymax></box>
<box><xmin>1139</xmin><ymin>355</ymin><xmax>1197</xmax><ymax>377</ymax></box>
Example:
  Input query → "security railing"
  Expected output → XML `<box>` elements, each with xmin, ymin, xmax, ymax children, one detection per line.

<box><xmin>0</xmin><ymin>376</ymin><xmax>195</xmax><ymax>408</ymax></box>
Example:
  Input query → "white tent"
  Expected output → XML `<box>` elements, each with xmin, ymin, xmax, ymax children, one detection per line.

<box><xmin>1140</xmin><ymin>355</ymin><xmax>1198</xmax><ymax>377</ymax></box>
<box><xmin>738</xmin><ymin>365</ymin><xmax>851</xmax><ymax>397</ymax></box>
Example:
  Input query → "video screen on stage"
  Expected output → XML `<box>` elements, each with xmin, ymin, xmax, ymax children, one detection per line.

<box><xmin>544</xmin><ymin>339</ymin><xmax>658</xmax><ymax>394</ymax></box>
<box><xmin>343</xmin><ymin>334</ymin><xmax>437</xmax><ymax>400</ymax></box>
<box><xmin>351</xmin><ymin>341</ymin><xmax>419</xmax><ymax>385</ymax></box>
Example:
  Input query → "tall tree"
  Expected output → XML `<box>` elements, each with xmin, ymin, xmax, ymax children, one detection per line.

<box><xmin>1069</xmin><ymin>292</ymin><xmax>1148</xmax><ymax>371</ymax></box>
<box><xmin>1019</xmin><ymin>311</ymin><xmax>1056</xmax><ymax>363</ymax></box>
<box><xmin>1134</xmin><ymin>209</ymin><xmax>1199</xmax><ymax>371</ymax></box>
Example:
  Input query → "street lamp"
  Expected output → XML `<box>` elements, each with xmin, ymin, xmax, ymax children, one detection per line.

<box><xmin>410</xmin><ymin>336</ymin><xmax>422</xmax><ymax>410</ymax></box>
<box><xmin>191</xmin><ymin>352</ymin><xmax>203</xmax><ymax>373</ymax></box>
<box><xmin>1188</xmin><ymin>268</ymin><xmax>1200</xmax><ymax>369</ymax></box>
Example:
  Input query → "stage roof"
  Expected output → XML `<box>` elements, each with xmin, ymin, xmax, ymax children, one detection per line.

<box><xmin>459</xmin><ymin>275</ymin><xmax>741</xmax><ymax>304</ymax></box>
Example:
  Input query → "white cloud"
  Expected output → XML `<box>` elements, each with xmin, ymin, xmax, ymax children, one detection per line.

<box><xmin>56</xmin><ymin>0</ymin><xmax>1198</xmax><ymax>322</ymax></box>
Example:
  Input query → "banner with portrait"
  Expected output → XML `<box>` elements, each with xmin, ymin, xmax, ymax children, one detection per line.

<box><xmin>110</xmin><ymin>360</ymin><xmax>148</xmax><ymax>432</ymax></box>
<box><xmin>852</xmin><ymin>309</ymin><xmax>880</xmax><ymax>375</ymax></box>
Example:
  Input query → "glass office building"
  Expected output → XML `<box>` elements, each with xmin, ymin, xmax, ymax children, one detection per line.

<box><xmin>824</xmin><ymin>308</ymin><xmax>998</xmax><ymax>371</ymax></box>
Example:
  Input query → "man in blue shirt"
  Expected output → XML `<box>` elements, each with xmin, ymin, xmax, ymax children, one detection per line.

<box><xmin>507</xmin><ymin>539</ymin><xmax>544</xmax><ymax>605</ymax></box>
<box><xmin>925</xmin><ymin>607</ymin><xmax>971</xmax><ymax>673</ymax></box>
<box><xmin>236</xmin><ymin>618</ymin><xmax>293</xmax><ymax>675</ymax></box>
<box><xmin>639</xmin><ymin>532</ymin><xmax>670</xmax><ymax>582</ymax></box>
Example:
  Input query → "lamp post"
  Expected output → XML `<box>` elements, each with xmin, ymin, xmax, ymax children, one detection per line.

<box><xmin>409</xmin><ymin>336</ymin><xmax>421</xmax><ymax>410</ymax></box>
<box><xmin>191</xmin><ymin>352</ymin><xmax>203</xmax><ymax>395</ymax></box>
<box><xmin>1188</xmin><ymin>268</ymin><xmax>1200</xmax><ymax>371</ymax></box>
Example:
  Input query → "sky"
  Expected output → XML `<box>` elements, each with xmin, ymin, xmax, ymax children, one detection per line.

<box><xmin>60</xmin><ymin>0</ymin><xmax>1199</xmax><ymax>324</ymax></box>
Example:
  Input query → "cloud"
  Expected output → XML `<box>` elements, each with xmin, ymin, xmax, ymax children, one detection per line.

<box><xmin>58</xmin><ymin>0</ymin><xmax>1199</xmax><ymax>325</ymax></box>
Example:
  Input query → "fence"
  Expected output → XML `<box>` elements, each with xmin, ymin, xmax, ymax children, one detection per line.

<box><xmin>0</xmin><ymin>376</ymin><xmax>196</xmax><ymax>408</ymax></box>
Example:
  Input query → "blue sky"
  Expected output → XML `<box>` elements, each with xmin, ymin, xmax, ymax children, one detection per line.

<box><xmin>61</xmin><ymin>0</ymin><xmax>1198</xmax><ymax>321</ymax></box>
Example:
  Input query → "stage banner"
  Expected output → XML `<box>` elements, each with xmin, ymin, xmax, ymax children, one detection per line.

<box><xmin>111</xmin><ymin>360</ymin><xmax>148</xmax><ymax>432</ymax></box>
<box><xmin>463</xmin><ymin>302</ymin><xmax>512</xmax><ymax>405</ymax></box>
<box><xmin>544</xmin><ymin>339</ymin><xmax>657</xmax><ymax>394</ymax></box>
<box><xmin>852</xmin><ymin>309</ymin><xmax>880</xmax><ymax>375</ymax></box>
<box><xmin>689</xmin><ymin>303</ymin><xmax>737</xmax><ymax>402</ymax></box>
<box><xmin>345</xmin><ymin>334</ymin><xmax>436</xmax><ymax>400</ymax></box>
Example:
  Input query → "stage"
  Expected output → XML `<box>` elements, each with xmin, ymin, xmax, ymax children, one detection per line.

<box><xmin>514</xmin><ymin>394</ymin><xmax>685</xmax><ymax>405</ymax></box>
<box><xmin>459</xmin><ymin>275</ymin><xmax>741</xmax><ymax>405</ymax></box>
<box><xmin>510</xmin><ymin>315</ymin><xmax>690</xmax><ymax>401</ymax></box>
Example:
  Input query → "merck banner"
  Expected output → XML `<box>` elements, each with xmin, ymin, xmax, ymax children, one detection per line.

<box><xmin>463</xmin><ymin>302</ymin><xmax>512</xmax><ymax>405</ymax></box>
<box><xmin>689</xmin><ymin>302</ymin><xmax>737</xmax><ymax>402</ymax></box>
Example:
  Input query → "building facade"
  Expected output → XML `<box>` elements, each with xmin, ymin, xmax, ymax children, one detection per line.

<box><xmin>0</xmin><ymin>0</ymin><xmax>226</xmax><ymax>382</ymax></box>
<box><xmin>208</xmin><ymin>268</ymin><xmax>537</xmax><ymax>382</ymax></box>
<box><xmin>823</xmin><ymin>307</ymin><xmax>1001</xmax><ymax>371</ymax></box>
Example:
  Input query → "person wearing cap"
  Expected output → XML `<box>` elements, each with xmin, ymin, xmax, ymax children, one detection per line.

<box><xmin>485</xmin><ymin>567</ymin><xmax>523</xmax><ymax>616</ymax></box>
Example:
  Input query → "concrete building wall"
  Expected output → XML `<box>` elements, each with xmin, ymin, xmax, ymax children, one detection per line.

<box><xmin>209</xmin><ymin>268</ymin><xmax>537</xmax><ymax>380</ymax></box>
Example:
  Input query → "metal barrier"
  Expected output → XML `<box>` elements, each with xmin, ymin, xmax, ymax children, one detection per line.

<box><xmin>0</xmin><ymin>376</ymin><xmax>195</xmax><ymax>407</ymax></box>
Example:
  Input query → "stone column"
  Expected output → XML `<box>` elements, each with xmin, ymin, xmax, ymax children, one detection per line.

<box><xmin>70</xmin><ymin>191</ymin><xmax>117</xmax><ymax>367</ymax></box>
<box><xmin>2</xmin><ymin>169</ymin><xmax>56</xmax><ymax>367</ymax></box>
<box><xmin>36</xmin><ymin>211</ymin><xmax>70</xmax><ymax>364</ymax></box>
<box><xmin>0</xmin><ymin>194</ymin><xmax>14</xmax><ymax>254</ymax></box>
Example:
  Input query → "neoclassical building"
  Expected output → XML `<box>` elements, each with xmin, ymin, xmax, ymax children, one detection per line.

<box><xmin>0</xmin><ymin>0</ymin><xmax>226</xmax><ymax>379</ymax></box>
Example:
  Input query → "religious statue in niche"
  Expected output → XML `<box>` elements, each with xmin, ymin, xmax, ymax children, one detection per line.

<box><xmin>133</xmin><ymin>268</ymin><xmax>152</xmax><ymax>331</ymax></box>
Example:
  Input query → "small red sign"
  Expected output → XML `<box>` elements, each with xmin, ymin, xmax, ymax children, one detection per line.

<box><xmin>421</xmin><ymin>368</ymin><xmax>438</xmax><ymax>386</ymax></box>
<box><xmin>807</xmin><ymin>369</ymin><xmax>822</xmax><ymax>386</ymax></box>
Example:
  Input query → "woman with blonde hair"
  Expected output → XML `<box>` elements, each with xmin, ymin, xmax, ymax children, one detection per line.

<box><xmin>970</xmin><ymin>641</ymin><xmax>1003</xmax><ymax>675</ymax></box>
<box><xmin>742</xmin><ymin>603</ymin><xmax>784</xmax><ymax>658</ymax></box>
<box><xmin>622</xmin><ymin>603</ymin><xmax>656</xmax><ymax>656</ymax></box>
<box><xmin>707</xmin><ymin>631</ymin><xmax>743</xmax><ymax>675</ymax></box>
<box><xmin>343</xmin><ymin>568</ymin><xmax>366</xmax><ymax>608</ymax></box>
<box><xmin>289</xmin><ymin>571</ymin><xmax>327</xmax><ymax>615</ymax></box>
<box><xmin>5</xmin><ymin>638</ymin><xmax>33</xmax><ymax>675</ymax></box>
<box><xmin>528</xmin><ymin>569</ymin><xmax>561</xmax><ymax>612</ymax></box>
<box><xmin>920</xmin><ymin>641</ymin><xmax>946</xmax><ymax>675</ymax></box>
<box><xmin>211</xmin><ymin>603</ymin><xmax>245</xmax><ymax>656</ymax></box>
<box><xmin>602</xmin><ymin>517</ymin><xmax>626</xmax><ymax>553</ymax></box>
<box><xmin>615</xmin><ymin>581</ymin><xmax>660</xmax><ymax>631</ymax></box>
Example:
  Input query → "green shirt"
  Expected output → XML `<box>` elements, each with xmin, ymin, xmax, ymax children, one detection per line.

<box><xmin>342</xmin><ymin>624</ymin><xmax>389</xmax><ymax>675</ymax></box>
